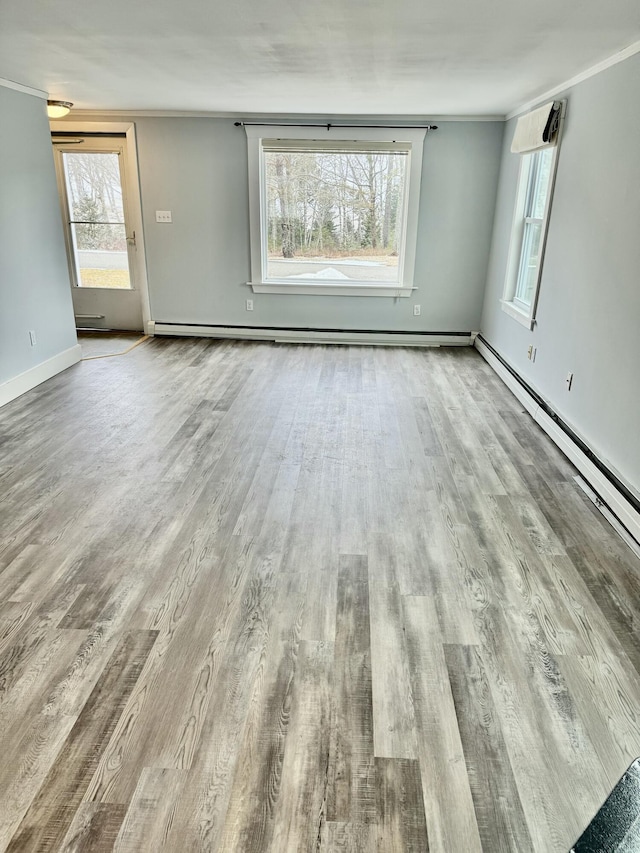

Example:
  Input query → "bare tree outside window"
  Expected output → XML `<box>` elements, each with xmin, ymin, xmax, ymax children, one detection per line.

<box><xmin>264</xmin><ymin>150</ymin><xmax>407</xmax><ymax>283</ymax></box>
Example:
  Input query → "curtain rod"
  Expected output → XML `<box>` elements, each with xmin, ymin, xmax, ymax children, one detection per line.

<box><xmin>234</xmin><ymin>121</ymin><xmax>438</xmax><ymax>130</ymax></box>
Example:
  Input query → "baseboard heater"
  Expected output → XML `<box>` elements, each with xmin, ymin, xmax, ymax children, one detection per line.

<box><xmin>475</xmin><ymin>334</ymin><xmax>640</xmax><ymax>550</ymax></box>
<box><xmin>149</xmin><ymin>321</ymin><xmax>474</xmax><ymax>348</ymax></box>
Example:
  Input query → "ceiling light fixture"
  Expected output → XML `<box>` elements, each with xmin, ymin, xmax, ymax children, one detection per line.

<box><xmin>47</xmin><ymin>100</ymin><xmax>73</xmax><ymax>118</ymax></box>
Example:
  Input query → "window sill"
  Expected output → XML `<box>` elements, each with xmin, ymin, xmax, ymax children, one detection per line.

<box><xmin>249</xmin><ymin>281</ymin><xmax>416</xmax><ymax>297</ymax></box>
<box><xmin>73</xmin><ymin>286</ymin><xmax>137</xmax><ymax>292</ymax></box>
<box><xmin>500</xmin><ymin>299</ymin><xmax>535</xmax><ymax>329</ymax></box>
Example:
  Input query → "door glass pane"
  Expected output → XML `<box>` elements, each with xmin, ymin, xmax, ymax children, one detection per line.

<box><xmin>63</xmin><ymin>151</ymin><xmax>132</xmax><ymax>289</ymax></box>
<box><xmin>264</xmin><ymin>150</ymin><xmax>407</xmax><ymax>283</ymax></box>
<box><xmin>71</xmin><ymin>223</ymin><xmax>130</xmax><ymax>288</ymax></box>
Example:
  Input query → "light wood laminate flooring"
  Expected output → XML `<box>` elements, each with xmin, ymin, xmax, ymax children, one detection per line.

<box><xmin>1</xmin><ymin>338</ymin><xmax>640</xmax><ymax>852</ymax></box>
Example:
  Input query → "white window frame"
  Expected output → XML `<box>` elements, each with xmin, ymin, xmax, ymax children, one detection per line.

<box><xmin>244</xmin><ymin>125</ymin><xmax>426</xmax><ymax>297</ymax></box>
<box><xmin>501</xmin><ymin>106</ymin><xmax>564</xmax><ymax>329</ymax></box>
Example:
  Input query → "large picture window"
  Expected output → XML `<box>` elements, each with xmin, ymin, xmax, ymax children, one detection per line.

<box><xmin>264</xmin><ymin>143</ymin><xmax>407</xmax><ymax>285</ymax></box>
<box><xmin>245</xmin><ymin>127</ymin><xmax>426</xmax><ymax>297</ymax></box>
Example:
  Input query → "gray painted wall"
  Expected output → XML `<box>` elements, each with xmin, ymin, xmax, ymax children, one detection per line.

<box><xmin>124</xmin><ymin>116</ymin><xmax>504</xmax><ymax>332</ymax></box>
<box><xmin>481</xmin><ymin>52</ymin><xmax>640</xmax><ymax>497</ymax></box>
<box><xmin>0</xmin><ymin>86</ymin><xmax>77</xmax><ymax>385</ymax></box>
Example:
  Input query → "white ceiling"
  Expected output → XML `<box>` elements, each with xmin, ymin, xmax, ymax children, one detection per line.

<box><xmin>1</xmin><ymin>0</ymin><xmax>639</xmax><ymax>115</ymax></box>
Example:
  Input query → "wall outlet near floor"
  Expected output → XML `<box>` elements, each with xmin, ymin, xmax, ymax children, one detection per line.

<box><xmin>413</xmin><ymin>304</ymin><xmax>421</xmax><ymax>316</ymax></box>
<box><xmin>155</xmin><ymin>210</ymin><xmax>172</xmax><ymax>223</ymax></box>
<box><xmin>566</xmin><ymin>371</ymin><xmax>574</xmax><ymax>391</ymax></box>
<box><xmin>527</xmin><ymin>345</ymin><xmax>537</xmax><ymax>362</ymax></box>
<box><xmin>246</xmin><ymin>299</ymin><xmax>254</xmax><ymax>311</ymax></box>
<box><xmin>28</xmin><ymin>330</ymin><xmax>37</xmax><ymax>347</ymax></box>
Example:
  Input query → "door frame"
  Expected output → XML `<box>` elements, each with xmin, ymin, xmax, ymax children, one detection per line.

<box><xmin>50</xmin><ymin>120</ymin><xmax>152</xmax><ymax>334</ymax></box>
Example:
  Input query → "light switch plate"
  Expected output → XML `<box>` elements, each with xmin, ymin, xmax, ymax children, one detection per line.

<box><xmin>156</xmin><ymin>210</ymin><xmax>172</xmax><ymax>223</ymax></box>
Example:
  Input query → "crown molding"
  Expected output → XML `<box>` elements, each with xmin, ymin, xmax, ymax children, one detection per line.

<box><xmin>0</xmin><ymin>76</ymin><xmax>47</xmax><ymax>99</ymax></box>
<box><xmin>67</xmin><ymin>108</ymin><xmax>504</xmax><ymax>123</ymax></box>
<box><xmin>506</xmin><ymin>38</ymin><xmax>640</xmax><ymax>120</ymax></box>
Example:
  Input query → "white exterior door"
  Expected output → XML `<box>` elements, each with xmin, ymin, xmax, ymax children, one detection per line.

<box><xmin>53</xmin><ymin>136</ymin><xmax>144</xmax><ymax>331</ymax></box>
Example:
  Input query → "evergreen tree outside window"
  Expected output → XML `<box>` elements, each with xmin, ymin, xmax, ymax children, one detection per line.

<box><xmin>263</xmin><ymin>148</ymin><xmax>407</xmax><ymax>284</ymax></box>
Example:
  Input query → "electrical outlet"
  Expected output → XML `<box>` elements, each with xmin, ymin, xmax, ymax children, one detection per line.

<box><xmin>155</xmin><ymin>210</ymin><xmax>172</xmax><ymax>223</ymax></box>
<box><xmin>566</xmin><ymin>371</ymin><xmax>574</xmax><ymax>391</ymax></box>
<box><xmin>246</xmin><ymin>299</ymin><xmax>254</xmax><ymax>311</ymax></box>
<box><xmin>413</xmin><ymin>304</ymin><xmax>421</xmax><ymax>316</ymax></box>
<box><xmin>28</xmin><ymin>330</ymin><xmax>37</xmax><ymax>347</ymax></box>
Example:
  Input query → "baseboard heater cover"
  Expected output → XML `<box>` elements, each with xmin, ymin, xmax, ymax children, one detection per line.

<box><xmin>475</xmin><ymin>334</ymin><xmax>640</xmax><ymax>549</ymax></box>
<box><xmin>150</xmin><ymin>322</ymin><xmax>474</xmax><ymax>347</ymax></box>
<box><xmin>574</xmin><ymin>476</ymin><xmax>640</xmax><ymax>560</ymax></box>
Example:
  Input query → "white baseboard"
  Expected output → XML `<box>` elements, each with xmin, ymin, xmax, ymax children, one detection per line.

<box><xmin>475</xmin><ymin>337</ymin><xmax>640</xmax><ymax>546</ymax></box>
<box><xmin>0</xmin><ymin>344</ymin><xmax>82</xmax><ymax>408</ymax></box>
<box><xmin>153</xmin><ymin>323</ymin><xmax>472</xmax><ymax>347</ymax></box>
